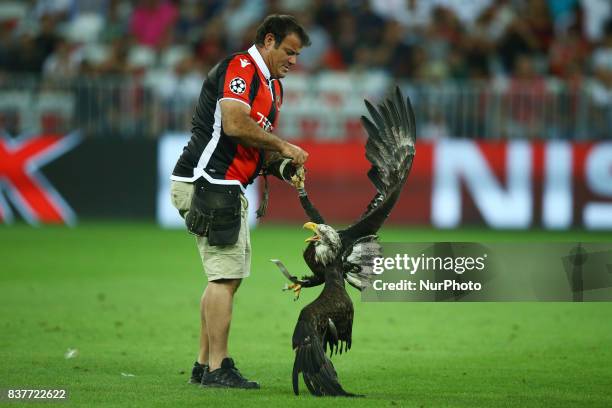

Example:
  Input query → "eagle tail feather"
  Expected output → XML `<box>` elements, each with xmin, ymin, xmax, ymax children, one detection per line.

<box><xmin>292</xmin><ymin>320</ymin><xmax>355</xmax><ymax>397</ymax></box>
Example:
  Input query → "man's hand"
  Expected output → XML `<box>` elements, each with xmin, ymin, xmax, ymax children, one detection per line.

<box><xmin>280</xmin><ymin>142</ymin><xmax>308</xmax><ymax>165</ymax></box>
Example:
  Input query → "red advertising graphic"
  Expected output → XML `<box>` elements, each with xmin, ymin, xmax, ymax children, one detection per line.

<box><xmin>262</xmin><ymin>140</ymin><xmax>612</xmax><ymax>229</ymax></box>
<box><xmin>0</xmin><ymin>133</ymin><xmax>80</xmax><ymax>225</ymax></box>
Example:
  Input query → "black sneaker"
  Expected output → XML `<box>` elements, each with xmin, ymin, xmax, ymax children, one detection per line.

<box><xmin>201</xmin><ymin>358</ymin><xmax>260</xmax><ymax>389</ymax></box>
<box><xmin>188</xmin><ymin>361</ymin><xmax>209</xmax><ymax>384</ymax></box>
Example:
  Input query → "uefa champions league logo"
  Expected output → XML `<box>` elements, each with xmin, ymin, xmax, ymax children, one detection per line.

<box><xmin>229</xmin><ymin>77</ymin><xmax>247</xmax><ymax>95</ymax></box>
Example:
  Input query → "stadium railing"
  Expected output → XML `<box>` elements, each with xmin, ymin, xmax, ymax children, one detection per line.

<box><xmin>0</xmin><ymin>72</ymin><xmax>610</xmax><ymax>140</ymax></box>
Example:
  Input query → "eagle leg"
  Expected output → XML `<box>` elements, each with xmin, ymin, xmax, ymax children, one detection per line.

<box><xmin>271</xmin><ymin>259</ymin><xmax>308</xmax><ymax>296</ymax></box>
<box><xmin>283</xmin><ymin>283</ymin><xmax>302</xmax><ymax>301</ymax></box>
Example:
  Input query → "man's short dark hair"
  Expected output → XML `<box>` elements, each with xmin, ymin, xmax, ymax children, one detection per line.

<box><xmin>255</xmin><ymin>14</ymin><xmax>311</xmax><ymax>48</ymax></box>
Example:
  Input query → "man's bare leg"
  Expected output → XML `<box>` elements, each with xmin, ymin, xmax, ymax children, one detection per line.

<box><xmin>197</xmin><ymin>287</ymin><xmax>209</xmax><ymax>365</ymax></box>
<box><xmin>204</xmin><ymin>278</ymin><xmax>242</xmax><ymax>371</ymax></box>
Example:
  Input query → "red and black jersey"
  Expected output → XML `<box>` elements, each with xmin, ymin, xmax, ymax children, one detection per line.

<box><xmin>172</xmin><ymin>45</ymin><xmax>283</xmax><ymax>190</ymax></box>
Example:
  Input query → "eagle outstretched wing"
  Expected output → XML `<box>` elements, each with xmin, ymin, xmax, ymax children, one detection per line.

<box><xmin>338</xmin><ymin>86</ymin><xmax>416</xmax><ymax>247</ymax></box>
<box><xmin>291</xmin><ymin>87</ymin><xmax>416</xmax><ymax>291</ymax></box>
<box><xmin>296</xmin><ymin>86</ymin><xmax>415</xmax><ymax>244</ymax></box>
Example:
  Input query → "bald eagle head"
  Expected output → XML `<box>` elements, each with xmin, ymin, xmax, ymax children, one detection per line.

<box><xmin>303</xmin><ymin>222</ymin><xmax>342</xmax><ymax>266</ymax></box>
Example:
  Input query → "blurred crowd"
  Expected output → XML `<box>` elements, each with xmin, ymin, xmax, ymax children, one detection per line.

<box><xmin>0</xmin><ymin>0</ymin><xmax>611</xmax><ymax>81</ymax></box>
<box><xmin>0</xmin><ymin>0</ymin><xmax>611</xmax><ymax>139</ymax></box>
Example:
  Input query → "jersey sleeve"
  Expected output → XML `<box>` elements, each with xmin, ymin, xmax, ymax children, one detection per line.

<box><xmin>217</xmin><ymin>55</ymin><xmax>257</xmax><ymax>107</ymax></box>
<box><xmin>272</xmin><ymin>80</ymin><xmax>283</xmax><ymax>128</ymax></box>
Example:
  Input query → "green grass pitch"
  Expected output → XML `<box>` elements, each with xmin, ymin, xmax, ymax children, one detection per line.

<box><xmin>1</xmin><ymin>224</ymin><xmax>612</xmax><ymax>407</ymax></box>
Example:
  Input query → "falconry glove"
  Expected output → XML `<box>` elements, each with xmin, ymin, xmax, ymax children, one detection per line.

<box><xmin>265</xmin><ymin>158</ymin><xmax>305</xmax><ymax>187</ymax></box>
<box><xmin>257</xmin><ymin>158</ymin><xmax>306</xmax><ymax>218</ymax></box>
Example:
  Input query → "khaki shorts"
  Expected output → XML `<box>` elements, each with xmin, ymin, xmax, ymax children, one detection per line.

<box><xmin>170</xmin><ymin>180</ymin><xmax>251</xmax><ymax>281</ymax></box>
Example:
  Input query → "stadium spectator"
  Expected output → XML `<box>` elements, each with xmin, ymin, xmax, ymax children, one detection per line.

<box><xmin>547</xmin><ymin>0</ymin><xmax>578</xmax><ymax>27</ymax></box>
<box><xmin>36</xmin><ymin>14</ymin><xmax>62</xmax><ymax>65</ymax></box>
<box><xmin>437</xmin><ymin>0</ymin><xmax>492</xmax><ymax>28</ymax></box>
<box><xmin>72</xmin><ymin>0</ymin><xmax>113</xmax><ymax>15</ymax></box>
<box><xmin>0</xmin><ymin>22</ymin><xmax>13</xmax><ymax>70</ymax></box>
<box><xmin>153</xmin><ymin>54</ymin><xmax>204</xmax><ymax>129</ymax></box>
<box><xmin>524</xmin><ymin>0</ymin><xmax>555</xmax><ymax>53</ymax></box>
<box><xmin>170</xmin><ymin>14</ymin><xmax>309</xmax><ymax>389</ymax></box>
<box><xmin>99</xmin><ymin>0</ymin><xmax>128</xmax><ymax>43</ymax></box>
<box><xmin>332</xmin><ymin>12</ymin><xmax>358</xmax><ymax>67</ymax></box>
<box><xmin>580</xmin><ymin>0</ymin><xmax>612</xmax><ymax>42</ymax></box>
<box><xmin>129</xmin><ymin>0</ymin><xmax>178</xmax><ymax>48</ymax></box>
<box><xmin>33</xmin><ymin>0</ymin><xmax>74</xmax><ymax>21</ymax></box>
<box><xmin>469</xmin><ymin>0</ymin><xmax>515</xmax><ymax>56</ymax></box>
<box><xmin>409</xmin><ymin>45</ymin><xmax>430</xmax><ymax>80</ymax></box>
<box><xmin>497</xmin><ymin>0</ymin><xmax>554</xmax><ymax>73</ymax></box>
<box><xmin>355</xmin><ymin>2</ymin><xmax>386</xmax><ymax>48</ymax></box>
<box><xmin>504</xmin><ymin>54</ymin><xmax>550</xmax><ymax>138</ymax></box>
<box><xmin>424</xmin><ymin>6</ymin><xmax>463</xmax><ymax>68</ymax></box>
<box><xmin>173</xmin><ymin>0</ymin><xmax>225</xmax><ymax>43</ymax></box>
<box><xmin>406</xmin><ymin>6</ymin><xmax>463</xmax><ymax>82</ymax></box>
<box><xmin>549</xmin><ymin>24</ymin><xmax>590</xmax><ymax>79</ymax></box>
<box><xmin>489</xmin><ymin>0</ymin><xmax>516</xmax><ymax>36</ymax></box>
<box><xmin>592</xmin><ymin>21</ymin><xmax>612</xmax><ymax>78</ymax></box>
<box><xmin>7</xmin><ymin>31</ymin><xmax>45</xmax><ymax>73</ymax></box>
<box><xmin>361</xmin><ymin>20</ymin><xmax>413</xmax><ymax>77</ymax></box>
<box><xmin>96</xmin><ymin>38</ymin><xmax>132</xmax><ymax>75</ymax></box>
<box><xmin>370</xmin><ymin>0</ymin><xmax>433</xmax><ymax>33</ymax></box>
<box><xmin>589</xmin><ymin>20</ymin><xmax>612</xmax><ymax>137</ymax></box>
<box><xmin>220</xmin><ymin>0</ymin><xmax>265</xmax><ymax>50</ymax></box>
<box><xmin>42</xmin><ymin>38</ymin><xmax>81</xmax><ymax>79</ymax></box>
<box><xmin>293</xmin><ymin>9</ymin><xmax>329</xmax><ymax>72</ymax></box>
<box><xmin>193</xmin><ymin>17</ymin><xmax>226</xmax><ymax>69</ymax></box>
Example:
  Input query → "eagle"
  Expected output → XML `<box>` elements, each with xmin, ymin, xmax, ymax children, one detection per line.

<box><xmin>271</xmin><ymin>87</ymin><xmax>416</xmax><ymax>397</ymax></box>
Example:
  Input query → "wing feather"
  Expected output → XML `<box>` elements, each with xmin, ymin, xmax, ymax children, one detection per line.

<box><xmin>339</xmin><ymin>87</ymin><xmax>416</xmax><ymax>246</ymax></box>
<box><xmin>296</xmin><ymin>87</ymin><xmax>415</xmax><ymax>229</ymax></box>
<box><xmin>342</xmin><ymin>235</ymin><xmax>382</xmax><ymax>291</ymax></box>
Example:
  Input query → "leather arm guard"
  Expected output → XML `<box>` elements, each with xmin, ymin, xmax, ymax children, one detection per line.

<box><xmin>264</xmin><ymin>158</ymin><xmax>297</xmax><ymax>182</ymax></box>
<box><xmin>257</xmin><ymin>158</ymin><xmax>305</xmax><ymax>218</ymax></box>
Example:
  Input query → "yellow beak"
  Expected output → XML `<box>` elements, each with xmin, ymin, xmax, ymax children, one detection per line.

<box><xmin>303</xmin><ymin>222</ymin><xmax>320</xmax><ymax>242</ymax></box>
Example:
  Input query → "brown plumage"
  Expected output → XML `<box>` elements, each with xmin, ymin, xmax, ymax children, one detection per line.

<box><xmin>274</xmin><ymin>87</ymin><xmax>416</xmax><ymax>397</ymax></box>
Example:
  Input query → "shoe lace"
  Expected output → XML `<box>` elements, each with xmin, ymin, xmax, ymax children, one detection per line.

<box><xmin>229</xmin><ymin>365</ymin><xmax>246</xmax><ymax>381</ymax></box>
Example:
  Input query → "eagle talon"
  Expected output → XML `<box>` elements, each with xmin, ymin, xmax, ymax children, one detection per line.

<box><xmin>284</xmin><ymin>283</ymin><xmax>302</xmax><ymax>300</ymax></box>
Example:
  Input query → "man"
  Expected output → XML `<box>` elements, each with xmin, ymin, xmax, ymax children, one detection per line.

<box><xmin>170</xmin><ymin>15</ymin><xmax>310</xmax><ymax>389</ymax></box>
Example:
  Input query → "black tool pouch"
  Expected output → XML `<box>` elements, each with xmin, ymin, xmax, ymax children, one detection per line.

<box><xmin>185</xmin><ymin>178</ymin><xmax>242</xmax><ymax>246</ymax></box>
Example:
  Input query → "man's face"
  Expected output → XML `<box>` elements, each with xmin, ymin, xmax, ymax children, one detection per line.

<box><xmin>264</xmin><ymin>32</ymin><xmax>302</xmax><ymax>78</ymax></box>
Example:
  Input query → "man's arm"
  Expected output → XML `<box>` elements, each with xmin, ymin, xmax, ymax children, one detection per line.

<box><xmin>264</xmin><ymin>151</ymin><xmax>284</xmax><ymax>164</ymax></box>
<box><xmin>220</xmin><ymin>100</ymin><xmax>308</xmax><ymax>165</ymax></box>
